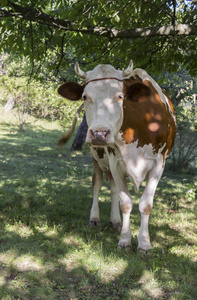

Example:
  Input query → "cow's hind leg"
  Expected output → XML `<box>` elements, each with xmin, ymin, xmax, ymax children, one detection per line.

<box><xmin>89</xmin><ymin>158</ymin><xmax>102</xmax><ymax>227</ymax></box>
<box><xmin>138</xmin><ymin>160</ymin><xmax>164</xmax><ymax>252</ymax></box>
<box><xmin>110</xmin><ymin>178</ymin><xmax>122</xmax><ymax>231</ymax></box>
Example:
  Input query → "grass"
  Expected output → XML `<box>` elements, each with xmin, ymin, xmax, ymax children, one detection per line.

<box><xmin>0</xmin><ymin>107</ymin><xmax>197</xmax><ymax>299</ymax></box>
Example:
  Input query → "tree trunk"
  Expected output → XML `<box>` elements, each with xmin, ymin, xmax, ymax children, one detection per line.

<box><xmin>70</xmin><ymin>113</ymin><xmax>88</xmax><ymax>151</ymax></box>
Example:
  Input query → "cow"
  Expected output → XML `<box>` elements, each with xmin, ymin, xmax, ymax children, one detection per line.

<box><xmin>58</xmin><ymin>60</ymin><xmax>176</xmax><ymax>252</ymax></box>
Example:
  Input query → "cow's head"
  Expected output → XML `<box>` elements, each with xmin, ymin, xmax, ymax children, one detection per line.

<box><xmin>58</xmin><ymin>60</ymin><xmax>145</xmax><ymax>145</ymax></box>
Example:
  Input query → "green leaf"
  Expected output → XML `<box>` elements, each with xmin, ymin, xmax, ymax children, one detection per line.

<box><xmin>114</xmin><ymin>14</ymin><xmax>120</xmax><ymax>23</ymax></box>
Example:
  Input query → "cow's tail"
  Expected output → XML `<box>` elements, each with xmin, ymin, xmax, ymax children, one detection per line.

<box><xmin>58</xmin><ymin>103</ymin><xmax>84</xmax><ymax>146</ymax></box>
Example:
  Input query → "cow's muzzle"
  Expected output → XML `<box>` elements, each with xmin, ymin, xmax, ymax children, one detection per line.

<box><xmin>88</xmin><ymin>128</ymin><xmax>111</xmax><ymax>145</ymax></box>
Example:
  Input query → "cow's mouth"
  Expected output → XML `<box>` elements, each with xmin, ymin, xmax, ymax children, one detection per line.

<box><xmin>91</xmin><ymin>139</ymin><xmax>108</xmax><ymax>145</ymax></box>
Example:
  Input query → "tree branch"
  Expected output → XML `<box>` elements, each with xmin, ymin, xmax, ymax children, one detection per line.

<box><xmin>55</xmin><ymin>33</ymin><xmax>66</xmax><ymax>75</ymax></box>
<box><xmin>172</xmin><ymin>0</ymin><xmax>176</xmax><ymax>26</ymax></box>
<box><xmin>1</xmin><ymin>1</ymin><xmax>197</xmax><ymax>39</ymax></box>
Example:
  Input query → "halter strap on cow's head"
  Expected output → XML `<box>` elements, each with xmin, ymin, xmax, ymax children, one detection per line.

<box><xmin>84</xmin><ymin>77</ymin><xmax>124</xmax><ymax>86</ymax></box>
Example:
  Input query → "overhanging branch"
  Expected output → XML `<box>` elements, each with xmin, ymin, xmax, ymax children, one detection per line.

<box><xmin>90</xmin><ymin>24</ymin><xmax>197</xmax><ymax>38</ymax></box>
<box><xmin>1</xmin><ymin>1</ymin><xmax>197</xmax><ymax>39</ymax></box>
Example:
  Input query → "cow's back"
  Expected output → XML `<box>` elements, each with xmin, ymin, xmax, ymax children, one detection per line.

<box><xmin>121</xmin><ymin>77</ymin><xmax>176</xmax><ymax>158</ymax></box>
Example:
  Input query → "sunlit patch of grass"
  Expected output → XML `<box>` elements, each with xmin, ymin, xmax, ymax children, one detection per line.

<box><xmin>59</xmin><ymin>232</ymin><xmax>128</xmax><ymax>282</ymax></box>
<box><xmin>138</xmin><ymin>270</ymin><xmax>165</xmax><ymax>299</ymax></box>
<box><xmin>170</xmin><ymin>244</ymin><xmax>197</xmax><ymax>261</ymax></box>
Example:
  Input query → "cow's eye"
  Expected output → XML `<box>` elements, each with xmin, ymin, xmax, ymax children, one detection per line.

<box><xmin>82</xmin><ymin>94</ymin><xmax>87</xmax><ymax>101</ymax></box>
<box><xmin>117</xmin><ymin>95</ymin><xmax>124</xmax><ymax>101</ymax></box>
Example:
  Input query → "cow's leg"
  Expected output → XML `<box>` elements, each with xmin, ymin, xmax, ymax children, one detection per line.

<box><xmin>109</xmin><ymin>160</ymin><xmax>133</xmax><ymax>250</ymax></box>
<box><xmin>138</xmin><ymin>161</ymin><xmax>164</xmax><ymax>251</ymax></box>
<box><xmin>89</xmin><ymin>158</ymin><xmax>102</xmax><ymax>227</ymax></box>
<box><xmin>117</xmin><ymin>189</ymin><xmax>133</xmax><ymax>250</ymax></box>
<box><xmin>110</xmin><ymin>178</ymin><xmax>122</xmax><ymax>231</ymax></box>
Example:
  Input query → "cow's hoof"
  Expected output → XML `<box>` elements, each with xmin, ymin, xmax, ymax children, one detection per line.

<box><xmin>89</xmin><ymin>220</ymin><xmax>100</xmax><ymax>227</ymax></box>
<box><xmin>113</xmin><ymin>222</ymin><xmax>122</xmax><ymax>232</ymax></box>
<box><xmin>117</xmin><ymin>244</ymin><xmax>132</xmax><ymax>252</ymax></box>
<box><xmin>137</xmin><ymin>247</ymin><xmax>153</xmax><ymax>255</ymax></box>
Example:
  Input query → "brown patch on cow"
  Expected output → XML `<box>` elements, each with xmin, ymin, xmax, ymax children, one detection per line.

<box><xmin>124</xmin><ymin>75</ymin><xmax>142</xmax><ymax>86</ymax></box>
<box><xmin>155</xmin><ymin>113</ymin><xmax>162</xmax><ymax>121</ymax></box>
<box><xmin>123</xmin><ymin>81</ymin><xmax>151</xmax><ymax>103</ymax></box>
<box><xmin>94</xmin><ymin>147</ymin><xmax>105</xmax><ymax>159</ymax></box>
<box><xmin>121</xmin><ymin>78</ymin><xmax>176</xmax><ymax>157</ymax></box>
<box><xmin>143</xmin><ymin>204</ymin><xmax>152</xmax><ymax>215</ymax></box>
<box><xmin>107</xmin><ymin>146</ymin><xmax>116</xmax><ymax>155</ymax></box>
<box><xmin>120</xmin><ymin>204</ymin><xmax>131</xmax><ymax>214</ymax></box>
<box><xmin>138</xmin><ymin>96</ymin><xmax>148</xmax><ymax>102</ymax></box>
<box><xmin>122</xmin><ymin>128</ymin><xmax>135</xmax><ymax>144</ymax></box>
<box><xmin>145</xmin><ymin>113</ymin><xmax>151</xmax><ymax>121</ymax></box>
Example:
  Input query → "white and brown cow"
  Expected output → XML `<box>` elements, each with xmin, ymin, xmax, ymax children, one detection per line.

<box><xmin>58</xmin><ymin>60</ymin><xmax>176</xmax><ymax>251</ymax></box>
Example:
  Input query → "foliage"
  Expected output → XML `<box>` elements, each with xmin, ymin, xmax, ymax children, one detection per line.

<box><xmin>0</xmin><ymin>108</ymin><xmax>197</xmax><ymax>299</ymax></box>
<box><xmin>0</xmin><ymin>54</ymin><xmax>83</xmax><ymax>129</ymax></box>
<box><xmin>0</xmin><ymin>0</ymin><xmax>196</xmax><ymax>78</ymax></box>
<box><xmin>159</xmin><ymin>70</ymin><xmax>197</xmax><ymax>170</ymax></box>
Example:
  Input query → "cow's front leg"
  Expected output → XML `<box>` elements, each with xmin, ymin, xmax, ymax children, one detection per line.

<box><xmin>117</xmin><ymin>190</ymin><xmax>133</xmax><ymax>250</ymax></box>
<box><xmin>89</xmin><ymin>158</ymin><xmax>102</xmax><ymax>227</ymax></box>
<box><xmin>138</xmin><ymin>161</ymin><xmax>164</xmax><ymax>252</ymax></box>
<box><xmin>110</xmin><ymin>178</ymin><xmax>122</xmax><ymax>231</ymax></box>
<box><xmin>110</xmin><ymin>164</ymin><xmax>133</xmax><ymax>249</ymax></box>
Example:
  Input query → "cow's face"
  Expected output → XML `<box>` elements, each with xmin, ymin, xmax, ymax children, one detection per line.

<box><xmin>58</xmin><ymin>61</ymin><xmax>134</xmax><ymax>145</ymax></box>
<box><xmin>82</xmin><ymin>66</ymin><xmax>125</xmax><ymax>145</ymax></box>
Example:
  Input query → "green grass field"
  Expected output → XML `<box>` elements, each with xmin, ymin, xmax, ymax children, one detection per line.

<box><xmin>0</xmin><ymin>107</ymin><xmax>196</xmax><ymax>299</ymax></box>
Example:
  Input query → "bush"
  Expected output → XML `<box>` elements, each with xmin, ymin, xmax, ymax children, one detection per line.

<box><xmin>0</xmin><ymin>53</ymin><xmax>83</xmax><ymax>129</ymax></box>
<box><xmin>160</xmin><ymin>71</ymin><xmax>197</xmax><ymax>171</ymax></box>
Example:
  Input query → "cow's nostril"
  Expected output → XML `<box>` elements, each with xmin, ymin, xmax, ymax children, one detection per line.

<box><xmin>105</xmin><ymin>130</ymin><xmax>110</xmax><ymax>137</ymax></box>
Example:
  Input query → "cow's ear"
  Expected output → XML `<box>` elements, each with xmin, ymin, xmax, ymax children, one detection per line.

<box><xmin>58</xmin><ymin>82</ymin><xmax>85</xmax><ymax>101</ymax></box>
<box><xmin>123</xmin><ymin>80</ymin><xmax>151</xmax><ymax>103</ymax></box>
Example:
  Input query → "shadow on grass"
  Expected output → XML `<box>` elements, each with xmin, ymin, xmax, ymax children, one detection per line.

<box><xmin>1</xmin><ymin>227</ymin><xmax>196</xmax><ymax>299</ymax></box>
<box><xmin>0</xmin><ymin>122</ymin><xmax>197</xmax><ymax>299</ymax></box>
